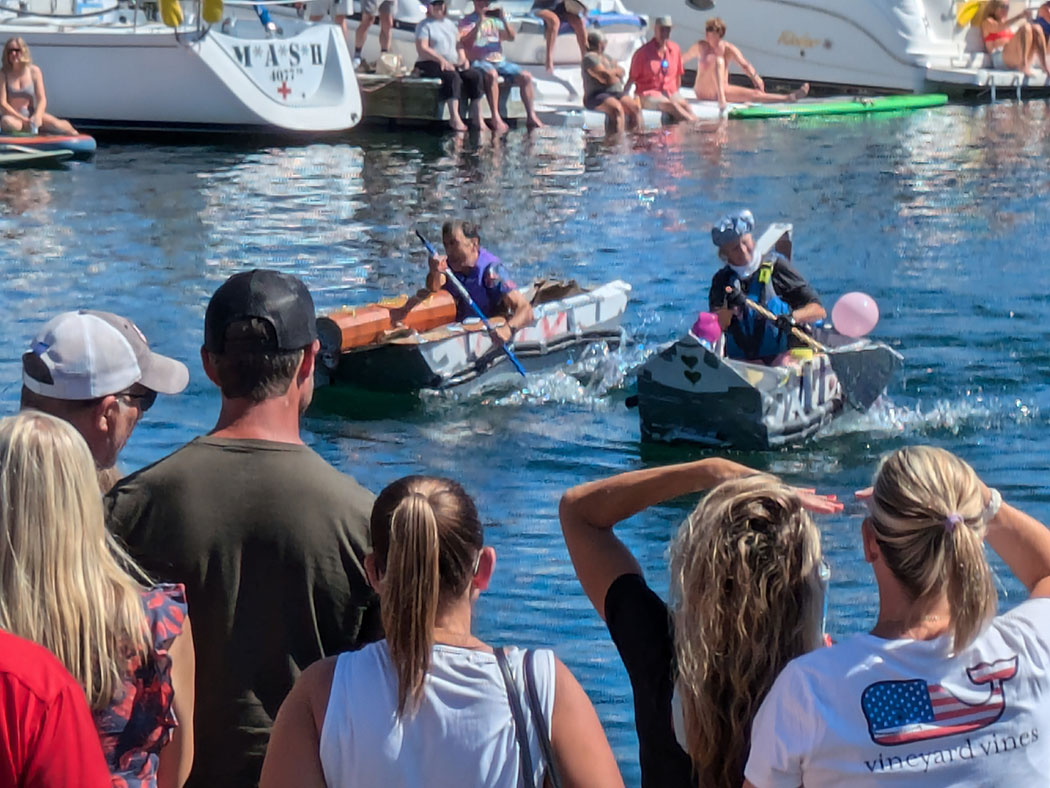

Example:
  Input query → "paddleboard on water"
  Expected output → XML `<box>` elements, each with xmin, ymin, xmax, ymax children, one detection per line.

<box><xmin>0</xmin><ymin>133</ymin><xmax>97</xmax><ymax>159</ymax></box>
<box><xmin>0</xmin><ymin>145</ymin><xmax>74</xmax><ymax>167</ymax></box>
<box><xmin>728</xmin><ymin>93</ymin><xmax>949</xmax><ymax>119</ymax></box>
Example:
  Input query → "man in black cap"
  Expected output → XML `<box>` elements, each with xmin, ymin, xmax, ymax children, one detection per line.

<box><xmin>105</xmin><ymin>270</ymin><xmax>380</xmax><ymax>788</ymax></box>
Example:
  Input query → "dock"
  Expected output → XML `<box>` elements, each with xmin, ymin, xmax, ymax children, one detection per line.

<box><xmin>358</xmin><ymin>73</ymin><xmax>527</xmax><ymax>127</ymax></box>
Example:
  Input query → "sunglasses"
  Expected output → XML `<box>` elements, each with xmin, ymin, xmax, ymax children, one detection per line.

<box><xmin>118</xmin><ymin>388</ymin><xmax>158</xmax><ymax>413</ymax></box>
<box><xmin>7</xmin><ymin>49</ymin><xmax>22</xmax><ymax>54</ymax></box>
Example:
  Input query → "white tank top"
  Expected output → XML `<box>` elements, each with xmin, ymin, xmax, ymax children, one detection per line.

<box><xmin>318</xmin><ymin>640</ymin><xmax>556</xmax><ymax>788</ymax></box>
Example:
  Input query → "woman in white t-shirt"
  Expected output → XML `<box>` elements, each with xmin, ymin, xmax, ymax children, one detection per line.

<box><xmin>259</xmin><ymin>475</ymin><xmax>622</xmax><ymax>788</ymax></box>
<box><xmin>745</xmin><ymin>445</ymin><xmax>1050</xmax><ymax>788</ymax></box>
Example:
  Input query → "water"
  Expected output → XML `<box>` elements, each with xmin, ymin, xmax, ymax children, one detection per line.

<box><xmin>3</xmin><ymin>102</ymin><xmax>1050</xmax><ymax>783</ymax></box>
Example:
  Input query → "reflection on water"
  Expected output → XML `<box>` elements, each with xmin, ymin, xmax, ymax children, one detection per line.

<box><xmin>2</xmin><ymin>104</ymin><xmax>1050</xmax><ymax>784</ymax></box>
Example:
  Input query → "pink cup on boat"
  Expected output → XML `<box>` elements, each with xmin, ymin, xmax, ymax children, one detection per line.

<box><xmin>691</xmin><ymin>312</ymin><xmax>722</xmax><ymax>348</ymax></box>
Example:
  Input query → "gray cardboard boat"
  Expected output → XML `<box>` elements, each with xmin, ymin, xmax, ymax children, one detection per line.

<box><xmin>635</xmin><ymin>224</ymin><xmax>903</xmax><ymax>449</ymax></box>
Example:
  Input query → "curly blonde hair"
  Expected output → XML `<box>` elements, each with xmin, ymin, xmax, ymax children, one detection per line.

<box><xmin>868</xmin><ymin>445</ymin><xmax>996</xmax><ymax>652</ymax></box>
<box><xmin>670</xmin><ymin>474</ymin><xmax>823</xmax><ymax>788</ymax></box>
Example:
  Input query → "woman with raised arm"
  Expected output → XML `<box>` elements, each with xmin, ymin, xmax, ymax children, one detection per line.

<box><xmin>0</xmin><ymin>411</ymin><xmax>194</xmax><ymax>788</ymax></box>
<box><xmin>745</xmin><ymin>446</ymin><xmax>1050</xmax><ymax>787</ymax></box>
<box><xmin>559</xmin><ymin>458</ymin><xmax>842</xmax><ymax>788</ymax></box>
<box><xmin>260</xmin><ymin>475</ymin><xmax>623</xmax><ymax>788</ymax></box>
<box><xmin>979</xmin><ymin>0</ymin><xmax>1050</xmax><ymax>76</ymax></box>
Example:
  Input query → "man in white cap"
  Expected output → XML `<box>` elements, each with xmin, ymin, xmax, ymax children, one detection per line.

<box><xmin>20</xmin><ymin>310</ymin><xmax>189</xmax><ymax>490</ymax></box>
<box><xmin>627</xmin><ymin>15</ymin><xmax>697</xmax><ymax>122</ymax></box>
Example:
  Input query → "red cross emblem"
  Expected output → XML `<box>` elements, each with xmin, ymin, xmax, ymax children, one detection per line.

<box><xmin>277</xmin><ymin>81</ymin><xmax>291</xmax><ymax>99</ymax></box>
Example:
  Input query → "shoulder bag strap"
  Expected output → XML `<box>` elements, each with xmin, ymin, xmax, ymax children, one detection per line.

<box><xmin>495</xmin><ymin>646</ymin><xmax>537</xmax><ymax>788</ymax></box>
<box><xmin>524</xmin><ymin>649</ymin><xmax>562</xmax><ymax>788</ymax></box>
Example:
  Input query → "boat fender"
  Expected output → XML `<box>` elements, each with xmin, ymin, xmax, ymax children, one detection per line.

<box><xmin>160</xmin><ymin>0</ymin><xmax>184</xmax><ymax>27</ymax></box>
<box><xmin>203</xmin><ymin>0</ymin><xmax>224</xmax><ymax>24</ymax></box>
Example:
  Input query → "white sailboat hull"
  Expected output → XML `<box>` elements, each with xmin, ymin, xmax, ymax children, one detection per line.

<box><xmin>3</xmin><ymin>14</ymin><xmax>363</xmax><ymax>131</ymax></box>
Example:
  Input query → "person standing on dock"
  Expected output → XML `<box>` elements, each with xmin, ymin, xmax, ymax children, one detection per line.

<box><xmin>416</xmin><ymin>0</ymin><xmax>486</xmax><ymax>132</ymax></box>
<box><xmin>686</xmin><ymin>17</ymin><xmax>809</xmax><ymax>112</ymax></box>
<box><xmin>459</xmin><ymin>0</ymin><xmax>545</xmax><ymax>130</ymax></box>
<box><xmin>424</xmin><ymin>219</ymin><xmax>534</xmax><ymax>344</ymax></box>
<box><xmin>350</xmin><ymin>0</ymin><xmax>396</xmax><ymax>70</ymax></box>
<box><xmin>105</xmin><ymin>270</ymin><xmax>381</xmax><ymax>788</ymax></box>
<box><xmin>708</xmin><ymin>210</ymin><xmax>825</xmax><ymax>364</ymax></box>
<box><xmin>626</xmin><ymin>16</ymin><xmax>697</xmax><ymax>123</ymax></box>
<box><xmin>19</xmin><ymin>310</ymin><xmax>189</xmax><ymax>492</ymax></box>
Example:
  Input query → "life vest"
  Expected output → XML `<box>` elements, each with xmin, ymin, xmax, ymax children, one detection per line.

<box><xmin>724</xmin><ymin>257</ymin><xmax>792</xmax><ymax>361</ymax></box>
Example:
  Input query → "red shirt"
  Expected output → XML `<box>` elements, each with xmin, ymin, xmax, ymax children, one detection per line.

<box><xmin>628</xmin><ymin>38</ymin><xmax>684</xmax><ymax>96</ymax></box>
<box><xmin>0</xmin><ymin>630</ymin><xmax>111</xmax><ymax>788</ymax></box>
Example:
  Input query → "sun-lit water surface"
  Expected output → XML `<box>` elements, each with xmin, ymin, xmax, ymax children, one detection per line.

<box><xmin>3</xmin><ymin>102</ymin><xmax>1050</xmax><ymax>784</ymax></box>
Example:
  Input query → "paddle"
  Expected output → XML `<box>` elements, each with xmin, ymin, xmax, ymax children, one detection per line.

<box><xmin>415</xmin><ymin>230</ymin><xmax>527</xmax><ymax>378</ymax></box>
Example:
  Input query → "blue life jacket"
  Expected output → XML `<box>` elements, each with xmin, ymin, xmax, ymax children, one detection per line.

<box><xmin>724</xmin><ymin>258</ymin><xmax>792</xmax><ymax>361</ymax></box>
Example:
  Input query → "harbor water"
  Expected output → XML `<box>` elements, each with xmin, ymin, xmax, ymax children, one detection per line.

<box><xmin>3</xmin><ymin>102</ymin><xmax>1050</xmax><ymax>784</ymax></box>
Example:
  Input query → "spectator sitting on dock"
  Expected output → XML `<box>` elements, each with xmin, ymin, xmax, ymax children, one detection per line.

<box><xmin>979</xmin><ymin>0</ymin><xmax>1050</xmax><ymax>77</ymax></box>
<box><xmin>416</xmin><ymin>0</ymin><xmax>486</xmax><ymax>132</ymax></box>
<box><xmin>709</xmin><ymin>209</ymin><xmax>825</xmax><ymax>365</ymax></box>
<box><xmin>19</xmin><ymin>310</ymin><xmax>189</xmax><ymax>492</ymax></box>
<box><xmin>561</xmin><ymin>459</ymin><xmax>842</xmax><ymax>788</ymax></box>
<box><xmin>459</xmin><ymin>0</ymin><xmax>544</xmax><ymax>131</ymax></box>
<box><xmin>685</xmin><ymin>17</ymin><xmax>809</xmax><ymax>112</ymax></box>
<box><xmin>1036</xmin><ymin>2</ymin><xmax>1050</xmax><ymax>43</ymax></box>
<box><xmin>260</xmin><ymin>475</ymin><xmax>624</xmax><ymax>788</ymax></box>
<box><xmin>105</xmin><ymin>270</ymin><xmax>381</xmax><ymax>788</ymax></box>
<box><xmin>745</xmin><ymin>446</ymin><xmax>1050</xmax><ymax>786</ymax></box>
<box><xmin>531</xmin><ymin>0</ymin><xmax>587</xmax><ymax>73</ymax></box>
<box><xmin>424</xmin><ymin>219</ymin><xmax>534</xmax><ymax>344</ymax></box>
<box><xmin>626</xmin><ymin>16</ymin><xmax>697</xmax><ymax>123</ymax></box>
<box><xmin>0</xmin><ymin>37</ymin><xmax>77</xmax><ymax>135</ymax></box>
<box><xmin>582</xmin><ymin>30</ymin><xmax>643</xmax><ymax>133</ymax></box>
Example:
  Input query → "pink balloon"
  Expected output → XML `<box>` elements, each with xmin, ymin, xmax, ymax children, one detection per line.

<box><xmin>832</xmin><ymin>292</ymin><xmax>879</xmax><ymax>338</ymax></box>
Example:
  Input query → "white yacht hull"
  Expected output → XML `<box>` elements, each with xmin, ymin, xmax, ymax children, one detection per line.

<box><xmin>635</xmin><ymin>0</ymin><xmax>1050</xmax><ymax>95</ymax></box>
<box><xmin>2</xmin><ymin>13</ymin><xmax>362</xmax><ymax>131</ymax></box>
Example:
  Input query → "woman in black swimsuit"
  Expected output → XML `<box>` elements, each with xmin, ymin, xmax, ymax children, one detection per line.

<box><xmin>0</xmin><ymin>37</ymin><xmax>77</xmax><ymax>135</ymax></box>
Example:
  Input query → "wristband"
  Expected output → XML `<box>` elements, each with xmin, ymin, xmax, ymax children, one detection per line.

<box><xmin>982</xmin><ymin>487</ymin><xmax>1002</xmax><ymax>523</ymax></box>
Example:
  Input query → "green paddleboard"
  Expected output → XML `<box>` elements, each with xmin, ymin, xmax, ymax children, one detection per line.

<box><xmin>728</xmin><ymin>93</ymin><xmax>949</xmax><ymax>119</ymax></box>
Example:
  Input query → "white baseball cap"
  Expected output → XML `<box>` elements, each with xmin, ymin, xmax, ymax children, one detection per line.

<box><xmin>22</xmin><ymin>311</ymin><xmax>189</xmax><ymax>400</ymax></box>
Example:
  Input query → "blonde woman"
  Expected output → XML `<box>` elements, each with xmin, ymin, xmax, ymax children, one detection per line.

<box><xmin>260</xmin><ymin>475</ymin><xmax>623</xmax><ymax>788</ymax></box>
<box><xmin>0</xmin><ymin>411</ymin><xmax>194</xmax><ymax>788</ymax></box>
<box><xmin>560</xmin><ymin>458</ymin><xmax>842</xmax><ymax>788</ymax></box>
<box><xmin>0</xmin><ymin>37</ymin><xmax>77</xmax><ymax>135</ymax></box>
<box><xmin>745</xmin><ymin>446</ymin><xmax>1050</xmax><ymax>786</ymax></box>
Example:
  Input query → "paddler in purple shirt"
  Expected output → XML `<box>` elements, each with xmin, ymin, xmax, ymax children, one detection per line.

<box><xmin>425</xmin><ymin>218</ymin><xmax>534</xmax><ymax>344</ymax></box>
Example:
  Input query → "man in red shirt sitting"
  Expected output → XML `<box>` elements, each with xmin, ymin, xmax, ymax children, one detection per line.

<box><xmin>627</xmin><ymin>15</ymin><xmax>697</xmax><ymax>123</ymax></box>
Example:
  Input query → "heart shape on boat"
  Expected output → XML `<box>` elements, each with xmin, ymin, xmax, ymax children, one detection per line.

<box><xmin>681</xmin><ymin>354</ymin><xmax>699</xmax><ymax>368</ymax></box>
<box><xmin>684</xmin><ymin>370</ymin><xmax>702</xmax><ymax>385</ymax></box>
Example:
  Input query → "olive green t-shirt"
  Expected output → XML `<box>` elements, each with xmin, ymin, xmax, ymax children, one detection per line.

<box><xmin>105</xmin><ymin>436</ymin><xmax>381</xmax><ymax>788</ymax></box>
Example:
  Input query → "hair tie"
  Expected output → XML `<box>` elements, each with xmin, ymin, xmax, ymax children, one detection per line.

<box><xmin>944</xmin><ymin>513</ymin><xmax>964</xmax><ymax>535</ymax></box>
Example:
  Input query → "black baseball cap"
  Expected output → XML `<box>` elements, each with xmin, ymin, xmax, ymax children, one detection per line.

<box><xmin>204</xmin><ymin>269</ymin><xmax>318</xmax><ymax>353</ymax></box>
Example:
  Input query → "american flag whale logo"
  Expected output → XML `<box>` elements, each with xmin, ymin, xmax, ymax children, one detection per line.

<box><xmin>860</xmin><ymin>656</ymin><xmax>1018</xmax><ymax>746</ymax></box>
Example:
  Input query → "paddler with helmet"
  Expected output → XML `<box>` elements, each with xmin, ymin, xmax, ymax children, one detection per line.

<box><xmin>708</xmin><ymin>209</ymin><xmax>825</xmax><ymax>364</ymax></box>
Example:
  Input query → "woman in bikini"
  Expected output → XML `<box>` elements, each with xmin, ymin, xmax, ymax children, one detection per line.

<box><xmin>980</xmin><ymin>0</ymin><xmax>1050</xmax><ymax>77</ymax></box>
<box><xmin>0</xmin><ymin>37</ymin><xmax>77</xmax><ymax>135</ymax></box>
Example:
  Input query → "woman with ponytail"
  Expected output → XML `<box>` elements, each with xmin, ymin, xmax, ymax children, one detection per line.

<box><xmin>261</xmin><ymin>475</ymin><xmax>622</xmax><ymax>788</ymax></box>
<box><xmin>745</xmin><ymin>445</ymin><xmax>1050</xmax><ymax>787</ymax></box>
<box><xmin>559</xmin><ymin>458</ymin><xmax>842</xmax><ymax>788</ymax></box>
